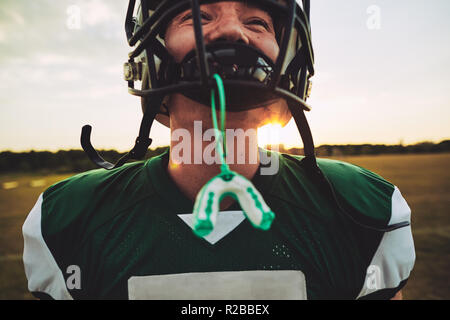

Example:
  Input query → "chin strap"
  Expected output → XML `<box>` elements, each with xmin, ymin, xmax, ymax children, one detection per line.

<box><xmin>287</xmin><ymin>100</ymin><xmax>320</xmax><ymax>172</ymax></box>
<box><xmin>80</xmin><ymin>105</ymin><xmax>157</xmax><ymax>170</ymax></box>
<box><xmin>192</xmin><ymin>74</ymin><xmax>275</xmax><ymax>237</ymax></box>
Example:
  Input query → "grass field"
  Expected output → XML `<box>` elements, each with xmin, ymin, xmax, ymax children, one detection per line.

<box><xmin>1</xmin><ymin>153</ymin><xmax>449</xmax><ymax>300</ymax></box>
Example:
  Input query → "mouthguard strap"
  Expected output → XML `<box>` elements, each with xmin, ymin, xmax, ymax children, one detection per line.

<box><xmin>192</xmin><ymin>74</ymin><xmax>275</xmax><ymax>237</ymax></box>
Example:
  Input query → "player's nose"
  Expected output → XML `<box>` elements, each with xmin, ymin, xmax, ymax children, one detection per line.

<box><xmin>204</xmin><ymin>15</ymin><xmax>250</xmax><ymax>44</ymax></box>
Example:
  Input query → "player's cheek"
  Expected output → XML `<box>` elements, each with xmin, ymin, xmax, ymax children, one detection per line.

<box><xmin>253</xmin><ymin>36</ymin><xmax>280</xmax><ymax>64</ymax></box>
<box><xmin>165</xmin><ymin>28</ymin><xmax>196</xmax><ymax>63</ymax></box>
<box><xmin>265</xmin><ymin>40</ymin><xmax>280</xmax><ymax>63</ymax></box>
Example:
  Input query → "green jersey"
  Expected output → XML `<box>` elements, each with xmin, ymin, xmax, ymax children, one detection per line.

<box><xmin>23</xmin><ymin>149</ymin><xmax>415</xmax><ymax>299</ymax></box>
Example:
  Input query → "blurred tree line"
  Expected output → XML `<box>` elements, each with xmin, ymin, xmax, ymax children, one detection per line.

<box><xmin>269</xmin><ymin>140</ymin><xmax>450</xmax><ymax>157</ymax></box>
<box><xmin>0</xmin><ymin>141</ymin><xmax>449</xmax><ymax>174</ymax></box>
<box><xmin>0</xmin><ymin>147</ymin><xmax>168</xmax><ymax>174</ymax></box>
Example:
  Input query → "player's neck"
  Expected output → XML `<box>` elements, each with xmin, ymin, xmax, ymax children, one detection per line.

<box><xmin>167</xmin><ymin>122</ymin><xmax>260</xmax><ymax>206</ymax></box>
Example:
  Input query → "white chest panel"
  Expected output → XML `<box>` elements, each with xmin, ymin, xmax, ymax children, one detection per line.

<box><xmin>128</xmin><ymin>270</ymin><xmax>307</xmax><ymax>300</ymax></box>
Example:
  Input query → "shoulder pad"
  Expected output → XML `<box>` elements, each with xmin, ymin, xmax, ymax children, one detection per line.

<box><xmin>316</xmin><ymin>158</ymin><xmax>400</xmax><ymax>230</ymax></box>
<box><xmin>41</xmin><ymin>160</ymin><xmax>151</xmax><ymax>239</ymax></box>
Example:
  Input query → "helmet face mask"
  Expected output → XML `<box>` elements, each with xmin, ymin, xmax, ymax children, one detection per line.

<box><xmin>125</xmin><ymin>0</ymin><xmax>314</xmax><ymax>122</ymax></box>
<box><xmin>162</xmin><ymin>41</ymin><xmax>283</xmax><ymax>112</ymax></box>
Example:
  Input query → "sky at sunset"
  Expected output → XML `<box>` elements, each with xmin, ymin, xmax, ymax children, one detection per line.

<box><xmin>0</xmin><ymin>0</ymin><xmax>449</xmax><ymax>152</ymax></box>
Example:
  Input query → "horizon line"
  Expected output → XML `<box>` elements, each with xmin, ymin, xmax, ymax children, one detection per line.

<box><xmin>1</xmin><ymin>139</ymin><xmax>449</xmax><ymax>154</ymax></box>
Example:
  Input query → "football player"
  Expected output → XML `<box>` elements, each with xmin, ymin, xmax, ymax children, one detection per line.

<box><xmin>23</xmin><ymin>0</ymin><xmax>415</xmax><ymax>300</ymax></box>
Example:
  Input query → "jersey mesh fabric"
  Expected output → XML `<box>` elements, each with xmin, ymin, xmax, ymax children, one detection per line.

<box><xmin>39</xmin><ymin>149</ymin><xmax>393</xmax><ymax>299</ymax></box>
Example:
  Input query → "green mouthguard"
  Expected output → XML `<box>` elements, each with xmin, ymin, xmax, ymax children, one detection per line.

<box><xmin>192</xmin><ymin>74</ymin><xmax>275</xmax><ymax>237</ymax></box>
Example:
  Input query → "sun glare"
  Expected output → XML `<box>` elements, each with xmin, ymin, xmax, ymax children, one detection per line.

<box><xmin>257</xmin><ymin>123</ymin><xmax>283</xmax><ymax>148</ymax></box>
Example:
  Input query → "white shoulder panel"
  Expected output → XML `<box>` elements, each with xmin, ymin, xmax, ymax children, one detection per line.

<box><xmin>357</xmin><ymin>186</ymin><xmax>416</xmax><ymax>299</ymax></box>
<box><xmin>22</xmin><ymin>193</ymin><xmax>73</xmax><ymax>300</ymax></box>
